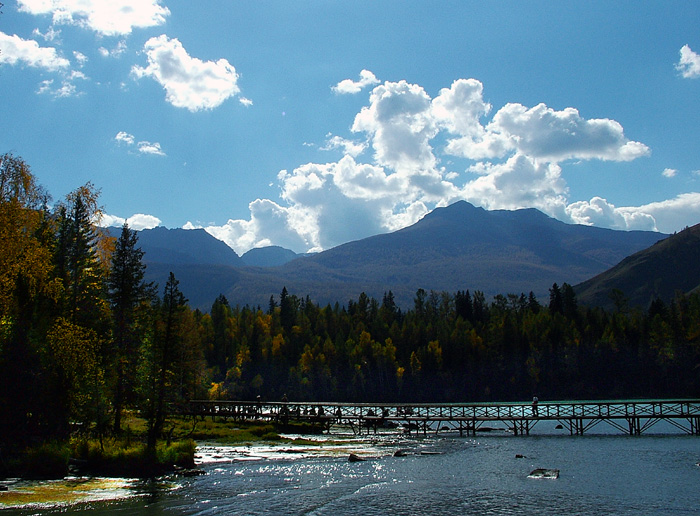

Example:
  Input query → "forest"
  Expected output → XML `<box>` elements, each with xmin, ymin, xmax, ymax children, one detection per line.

<box><xmin>1</xmin><ymin>152</ymin><xmax>700</xmax><ymax>459</ymax></box>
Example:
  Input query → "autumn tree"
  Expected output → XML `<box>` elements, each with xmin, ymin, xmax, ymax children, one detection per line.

<box><xmin>0</xmin><ymin>154</ymin><xmax>56</xmax><ymax>452</ymax></box>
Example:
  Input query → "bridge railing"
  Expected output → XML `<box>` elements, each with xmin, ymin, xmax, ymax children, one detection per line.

<box><xmin>184</xmin><ymin>399</ymin><xmax>700</xmax><ymax>420</ymax></box>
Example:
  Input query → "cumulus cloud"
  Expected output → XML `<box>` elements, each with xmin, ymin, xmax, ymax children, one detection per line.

<box><xmin>196</xmin><ymin>76</ymin><xmax>684</xmax><ymax>255</ymax></box>
<box><xmin>463</xmin><ymin>154</ymin><xmax>568</xmax><ymax>215</ymax></box>
<box><xmin>115</xmin><ymin>131</ymin><xmax>135</xmax><ymax>145</ymax></box>
<box><xmin>114</xmin><ymin>131</ymin><xmax>165</xmax><ymax>156</ymax></box>
<box><xmin>352</xmin><ymin>80</ymin><xmax>439</xmax><ymax>174</ymax></box>
<box><xmin>18</xmin><ymin>0</ymin><xmax>170</xmax><ymax>37</ymax></box>
<box><xmin>677</xmin><ymin>44</ymin><xmax>700</xmax><ymax>79</ymax></box>
<box><xmin>131</xmin><ymin>35</ymin><xmax>241</xmax><ymax>112</ymax></box>
<box><xmin>566</xmin><ymin>197</ymin><xmax>656</xmax><ymax>231</ymax></box>
<box><xmin>36</xmin><ymin>69</ymin><xmax>87</xmax><ymax>97</ymax></box>
<box><xmin>566</xmin><ymin>193</ymin><xmax>700</xmax><ymax>234</ymax></box>
<box><xmin>626</xmin><ymin>193</ymin><xmax>700</xmax><ymax>233</ymax></box>
<box><xmin>98</xmin><ymin>40</ymin><xmax>127</xmax><ymax>58</ymax></box>
<box><xmin>321</xmin><ymin>135</ymin><xmax>367</xmax><ymax>157</ymax></box>
<box><xmin>0</xmin><ymin>31</ymin><xmax>69</xmax><ymax>71</ymax></box>
<box><xmin>662</xmin><ymin>168</ymin><xmax>677</xmax><ymax>178</ymax></box>
<box><xmin>487</xmin><ymin>103</ymin><xmax>650</xmax><ymax>162</ymax></box>
<box><xmin>332</xmin><ymin>69</ymin><xmax>380</xmax><ymax>94</ymax></box>
<box><xmin>137</xmin><ymin>141</ymin><xmax>165</xmax><ymax>156</ymax></box>
<box><xmin>101</xmin><ymin>213</ymin><xmax>162</xmax><ymax>230</ymax></box>
<box><xmin>187</xmin><ymin>199</ymin><xmax>313</xmax><ymax>255</ymax></box>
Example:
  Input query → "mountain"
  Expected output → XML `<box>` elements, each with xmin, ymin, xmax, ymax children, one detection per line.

<box><xmin>135</xmin><ymin>226</ymin><xmax>243</xmax><ymax>267</ymax></box>
<box><xmin>214</xmin><ymin>201</ymin><xmax>666</xmax><ymax>310</ymax></box>
<box><xmin>241</xmin><ymin>246</ymin><xmax>301</xmax><ymax>267</ymax></box>
<box><xmin>574</xmin><ymin>223</ymin><xmax>700</xmax><ymax>310</ymax></box>
<box><xmin>124</xmin><ymin>202</ymin><xmax>669</xmax><ymax>311</ymax></box>
<box><xmin>105</xmin><ymin>226</ymin><xmax>244</xmax><ymax>306</ymax></box>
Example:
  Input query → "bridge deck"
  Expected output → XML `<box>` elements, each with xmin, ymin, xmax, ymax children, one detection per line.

<box><xmin>183</xmin><ymin>399</ymin><xmax>700</xmax><ymax>436</ymax></box>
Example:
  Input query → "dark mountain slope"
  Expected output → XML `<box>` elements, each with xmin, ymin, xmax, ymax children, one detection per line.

<box><xmin>241</xmin><ymin>246</ymin><xmax>300</xmax><ymax>267</ymax></box>
<box><xmin>575</xmin><ymin>223</ymin><xmax>700</xmax><ymax>310</ymax></box>
<box><xmin>136</xmin><ymin>226</ymin><xmax>243</xmax><ymax>267</ymax></box>
<box><xmin>119</xmin><ymin>202</ymin><xmax>668</xmax><ymax>311</ymax></box>
<box><xmin>220</xmin><ymin>202</ymin><xmax>666</xmax><ymax>310</ymax></box>
<box><xmin>105</xmin><ymin>226</ymin><xmax>243</xmax><ymax>307</ymax></box>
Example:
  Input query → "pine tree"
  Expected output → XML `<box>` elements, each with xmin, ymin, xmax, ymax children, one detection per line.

<box><xmin>146</xmin><ymin>272</ymin><xmax>187</xmax><ymax>457</ymax></box>
<box><xmin>108</xmin><ymin>223</ymin><xmax>151</xmax><ymax>433</ymax></box>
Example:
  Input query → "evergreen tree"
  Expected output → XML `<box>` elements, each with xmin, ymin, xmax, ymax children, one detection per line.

<box><xmin>146</xmin><ymin>272</ymin><xmax>188</xmax><ymax>457</ymax></box>
<box><xmin>108</xmin><ymin>223</ymin><xmax>151</xmax><ymax>433</ymax></box>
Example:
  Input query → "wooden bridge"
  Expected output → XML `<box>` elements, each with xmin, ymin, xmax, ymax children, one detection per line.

<box><xmin>183</xmin><ymin>399</ymin><xmax>700</xmax><ymax>437</ymax></box>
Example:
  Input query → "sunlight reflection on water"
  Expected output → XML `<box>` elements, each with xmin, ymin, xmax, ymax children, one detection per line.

<box><xmin>3</xmin><ymin>429</ymin><xmax>700</xmax><ymax>515</ymax></box>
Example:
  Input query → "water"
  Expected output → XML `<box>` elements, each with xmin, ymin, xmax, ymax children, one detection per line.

<box><xmin>3</xmin><ymin>424</ymin><xmax>700</xmax><ymax>515</ymax></box>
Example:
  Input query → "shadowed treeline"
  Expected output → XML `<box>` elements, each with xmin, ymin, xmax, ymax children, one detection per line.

<box><xmin>2</xmin><ymin>153</ymin><xmax>699</xmax><ymax>471</ymax></box>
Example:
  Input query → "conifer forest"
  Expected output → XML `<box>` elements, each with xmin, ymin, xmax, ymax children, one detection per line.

<box><xmin>2</xmin><ymin>153</ymin><xmax>699</xmax><ymax>457</ymax></box>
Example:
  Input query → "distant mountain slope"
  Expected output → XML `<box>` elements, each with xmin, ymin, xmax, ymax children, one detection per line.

<box><xmin>241</xmin><ymin>246</ymin><xmax>300</xmax><ymax>267</ymax></box>
<box><xmin>122</xmin><ymin>202</ymin><xmax>669</xmax><ymax>311</ymax></box>
<box><xmin>105</xmin><ymin>226</ymin><xmax>243</xmax><ymax>306</ymax></box>
<box><xmin>218</xmin><ymin>201</ymin><xmax>666</xmax><ymax>310</ymax></box>
<box><xmin>135</xmin><ymin>227</ymin><xmax>243</xmax><ymax>267</ymax></box>
<box><xmin>574</xmin><ymin>223</ymin><xmax>700</xmax><ymax>310</ymax></box>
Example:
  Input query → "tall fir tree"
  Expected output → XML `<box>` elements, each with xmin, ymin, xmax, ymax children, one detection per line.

<box><xmin>108</xmin><ymin>223</ymin><xmax>151</xmax><ymax>433</ymax></box>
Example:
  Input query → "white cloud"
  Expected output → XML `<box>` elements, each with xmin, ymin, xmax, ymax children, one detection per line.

<box><xmin>36</xmin><ymin>69</ymin><xmax>87</xmax><ymax>98</ymax></box>
<box><xmin>462</xmin><ymin>154</ymin><xmax>568</xmax><ymax>215</ymax></box>
<box><xmin>626</xmin><ymin>193</ymin><xmax>700</xmax><ymax>233</ymax></box>
<box><xmin>332</xmin><ymin>69</ymin><xmax>380</xmax><ymax>94</ymax></box>
<box><xmin>73</xmin><ymin>51</ymin><xmax>87</xmax><ymax>66</ymax></box>
<box><xmin>662</xmin><ymin>168</ymin><xmax>677</xmax><ymax>178</ymax></box>
<box><xmin>321</xmin><ymin>135</ymin><xmax>367</xmax><ymax>157</ymax></box>
<box><xmin>18</xmin><ymin>0</ymin><xmax>170</xmax><ymax>37</ymax></box>
<box><xmin>352</xmin><ymin>80</ymin><xmax>438</xmax><ymax>173</ymax></box>
<box><xmin>98</xmin><ymin>40</ymin><xmax>127</xmax><ymax>58</ymax></box>
<box><xmin>32</xmin><ymin>26</ymin><xmax>61</xmax><ymax>42</ymax></box>
<box><xmin>196</xmin><ymin>77</ymin><xmax>676</xmax><ymax>255</ymax></box>
<box><xmin>566</xmin><ymin>193</ymin><xmax>700</xmax><ymax>234</ymax></box>
<box><xmin>677</xmin><ymin>44</ymin><xmax>700</xmax><ymax>79</ymax></box>
<box><xmin>131</xmin><ymin>35</ymin><xmax>241</xmax><ymax>112</ymax></box>
<box><xmin>137</xmin><ymin>141</ymin><xmax>165</xmax><ymax>156</ymax></box>
<box><xmin>239</xmin><ymin>97</ymin><xmax>253</xmax><ymax>107</ymax></box>
<box><xmin>0</xmin><ymin>31</ymin><xmax>69</xmax><ymax>71</ymax></box>
<box><xmin>566</xmin><ymin>197</ymin><xmax>654</xmax><ymax>231</ymax></box>
<box><xmin>115</xmin><ymin>131</ymin><xmax>135</xmax><ymax>145</ymax></box>
<box><xmin>101</xmin><ymin>213</ymin><xmax>162</xmax><ymax>230</ymax></box>
<box><xmin>189</xmin><ymin>199</ymin><xmax>313</xmax><ymax>256</ymax></box>
<box><xmin>114</xmin><ymin>131</ymin><xmax>165</xmax><ymax>156</ymax></box>
<box><xmin>487</xmin><ymin>103</ymin><xmax>650</xmax><ymax>162</ymax></box>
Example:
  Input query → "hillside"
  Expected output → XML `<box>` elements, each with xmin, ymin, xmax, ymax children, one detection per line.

<box><xmin>574</xmin><ymin>223</ymin><xmax>700</xmax><ymax>310</ymax></box>
<box><xmin>216</xmin><ymin>202</ymin><xmax>665</xmax><ymax>310</ymax></box>
<box><xmin>240</xmin><ymin>246</ymin><xmax>301</xmax><ymax>267</ymax></box>
<box><xmin>109</xmin><ymin>226</ymin><xmax>244</xmax><ymax>267</ymax></box>
<box><xmin>127</xmin><ymin>202</ymin><xmax>668</xmax><ymax>311</ymax></box>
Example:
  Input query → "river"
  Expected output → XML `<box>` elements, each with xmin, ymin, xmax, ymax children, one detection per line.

<box><xmin>3</xmin><ymin>422</ymin><xmax>700</xmax><ymax>515</ymax></box>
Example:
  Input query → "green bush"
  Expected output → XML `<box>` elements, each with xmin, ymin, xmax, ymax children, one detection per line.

<box><xmin>21</xmin><ymin>442</ymin><xmax>70</xmax><ymax>479</ymax></box>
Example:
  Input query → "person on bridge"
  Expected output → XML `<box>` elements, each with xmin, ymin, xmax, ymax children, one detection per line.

<box><xmin>532</xmin><ymin>396</ymin><xmax>539</xmax><ymax>416</ymax></box>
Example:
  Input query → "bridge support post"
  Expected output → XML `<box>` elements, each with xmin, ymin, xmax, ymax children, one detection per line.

<box><xmin>627</xmin><ymin>418</ymin><xmax>640</xmax><ymax>436</ymax></box>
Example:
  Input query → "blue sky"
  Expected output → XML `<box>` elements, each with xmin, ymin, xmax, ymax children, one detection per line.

<box><xmin>2</xmin><ymin>1</ymin><xmax>700</xmax><ymax>254</ymax></box>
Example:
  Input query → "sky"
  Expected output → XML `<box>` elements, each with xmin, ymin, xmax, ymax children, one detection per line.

<box><xmin>2</xmin><ymin>1</ymin><xmax>700</xmax><ymax>255</ymax></box>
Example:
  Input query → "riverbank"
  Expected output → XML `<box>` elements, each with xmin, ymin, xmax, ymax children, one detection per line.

<box><xmin>0</xmin><ymin>421</ymin><xmax>399</xmax><ymax>511</ymax></box>
<box><xmin>0</xmin><ymin>415</ymin><xmax>334</xmax><ymax>481</ymax></box>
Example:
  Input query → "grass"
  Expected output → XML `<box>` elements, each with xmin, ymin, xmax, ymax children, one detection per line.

<box><xmin>2</xmin><ymin>414</ymin><xmax>330</xmax><ymax>481</ymax></box>
<box><xmin>0</xmin><ymin>477</ymin><xmax>134</xmax><ymax>509</ymax></box>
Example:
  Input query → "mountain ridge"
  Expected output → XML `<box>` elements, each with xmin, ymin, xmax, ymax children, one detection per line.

<box><xmin>574</xmin><ymin>223</ymin><xmax>700</xmax><ymax>309</ymax></box>
<box><xmin>125</xmin><ymin>201</ymin><xmax>669</xmax><ymax>310</ymax></box>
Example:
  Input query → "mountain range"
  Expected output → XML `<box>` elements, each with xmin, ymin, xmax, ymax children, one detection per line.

<box><xmin>122</xmin><ymin>201</ymin><xmax>679</xmax><ymax>311</ymax></box>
